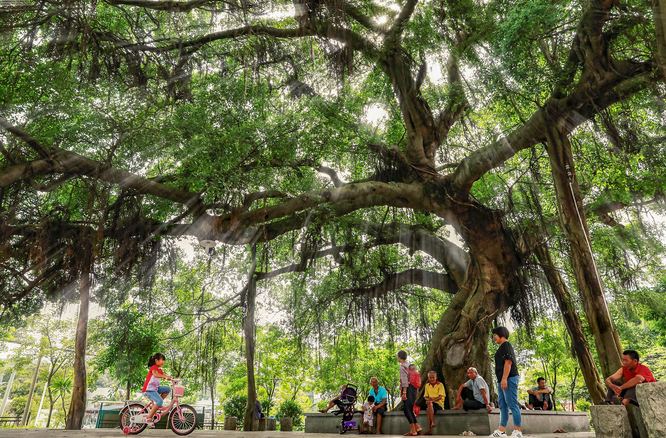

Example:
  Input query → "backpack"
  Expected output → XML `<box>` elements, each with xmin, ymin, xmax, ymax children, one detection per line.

<box><xmin>408</xmin><ymin>367</ymin><xmax>421</xmax><ymax>388</ymax></box>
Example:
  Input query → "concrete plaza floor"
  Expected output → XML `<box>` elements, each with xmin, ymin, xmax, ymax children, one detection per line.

<box><xmin>0</xmin><ymin>429</ymin><xmax>596</xmax><ymax>438</ymax></box>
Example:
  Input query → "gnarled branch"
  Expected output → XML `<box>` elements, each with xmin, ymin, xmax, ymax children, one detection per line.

<box><xmin>337</xmin><ymin>268</ymin><xmax>457</xmax><ymax>299</ymax></box>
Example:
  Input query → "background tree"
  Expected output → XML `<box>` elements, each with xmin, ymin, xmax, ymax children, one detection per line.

<box><xmin>92</xmin><ymin>304</ymin><xmax>162</xmax><ymax>400</ymax></box>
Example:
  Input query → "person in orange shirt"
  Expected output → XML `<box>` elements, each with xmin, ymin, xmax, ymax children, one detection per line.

<box><xmin>423</xmin><ymin>371</ymin><xmax>445</xmax><ymax>435</ymax></box>
<box><xmin>605</xmin><ymin>349</ymin><xmax>657</xmax><ymax>406</ymax></box>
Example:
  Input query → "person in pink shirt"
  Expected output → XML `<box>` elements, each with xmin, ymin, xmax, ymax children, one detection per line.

<box><xmin>142</xmin><ymin>353</ymin><xmax>173</xmax><ymax>427</ymax></box>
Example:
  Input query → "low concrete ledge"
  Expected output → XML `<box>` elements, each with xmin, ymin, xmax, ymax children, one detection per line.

<box><xmin>305</xmin><ymin>409</ymin><xmax>590</xmax><ymax>435</ymax></box>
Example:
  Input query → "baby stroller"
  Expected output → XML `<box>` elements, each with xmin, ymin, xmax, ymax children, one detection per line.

<box><xmin>332</xmin><ymin>384</ymin><xmax>359</xmax><ymax>434</ymax></box>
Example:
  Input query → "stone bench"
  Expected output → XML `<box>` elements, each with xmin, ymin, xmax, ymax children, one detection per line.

<box><xmin>305</xmin><ymin>409</ymin><xmax>590</xmax><ymax>435</ymax></box>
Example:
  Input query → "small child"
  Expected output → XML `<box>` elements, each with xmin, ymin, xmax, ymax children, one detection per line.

<box><xmin>142</xmin><ymin>353</ymin><xmax>173</xmax><ymax>427</ymax></box>
<box><xmin>408</xmin><ymin>364</ymin><xmax>422</xmax><ymax>389</ymax></box>
<box><xmin>362</xmin><ymin>395</ymin><xmax>375</xmax><ymax>433</ymax></box>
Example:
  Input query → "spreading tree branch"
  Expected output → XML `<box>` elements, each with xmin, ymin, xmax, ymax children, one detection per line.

<box><xmin>337</xmin><ymin>268</ymin><xmax>457</xmax><ymax>299</ymax></box>
<box><xmin>0</xmin><ymin>121</ymin><xmax>201</xmax><ymax>207</ymax></box>
<box><xmin>104</xmin><ymin>0</ymin><xmax>230</xmax><ymax>12</ymax></box>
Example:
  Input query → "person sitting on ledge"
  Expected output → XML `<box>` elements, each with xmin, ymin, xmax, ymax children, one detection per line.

<box><xmin>605</xmin><ymin>349</ymin><xmax>656</xmax><ymax>407</ymax></box>
<box><xmin>454</xmin><ymin>367</ymin><xmax>492</xmax><ymax>413</ymax></box>
<box><xmin>527</xmin><ymin>377</ymin><xmax>553</xmax><ymax>410</ymax></box>
<box><xmin>368</xmin><ymin>377</ymin><xmax>388</xmax><ymax>434</ymax></box>
<box><xmin>423</xmin><ymin>370</ymin><xmax>446</xmax><ymax>435</ymax></box>
<box><xmin>255</xmin><ymin>399</ymin><xmax>265</xmax><ymax>419</ymax></box>
<box><xmin>319</xmin><ymin>384</ymin><xmax>348</xmax><ymax>413</ymax></box>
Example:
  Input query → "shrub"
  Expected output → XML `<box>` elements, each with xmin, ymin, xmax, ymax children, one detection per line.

<box><xmin>276</xmin><ymin>399</ymin><xmax>304</xmax><ymax>427</ymax></box>
<box><xmin>223</xmin><ymin>395</ymin><xmax>247</xmax><ymax>424</ymax></box>
<box><xmin>575</xmin><ymin>398</ymin><xmax>591</xmax><ymax>412</ymax></box>
<box><xmin>260</xmin><ymin>399</ymin><xmax>272</xmax><ymax>416</ymax></box>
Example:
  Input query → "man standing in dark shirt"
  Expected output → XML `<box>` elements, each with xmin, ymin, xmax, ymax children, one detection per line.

<box><xmin>489</xmin><ymin>327</ymin><xmax>522</xmax><ymax>438</ymax></box>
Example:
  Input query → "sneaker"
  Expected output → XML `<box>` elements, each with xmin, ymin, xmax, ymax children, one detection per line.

<box><xmin>488</xmin><ymin>431</ymin><xmax>507</xmax><ymax>438</ymax></box>
<box><xmin>146</xmin><ymin>421</ymin><xmax>155</xmax><ymax>429</ymax></box>
<box><xmin>510</xmin><ymin>432</ymin><xmax>523</xmax><ymax>438</ymax></box>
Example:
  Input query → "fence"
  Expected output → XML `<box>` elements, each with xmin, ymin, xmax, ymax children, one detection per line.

<box><xmin>0</xmin><ymin>416</ymin><xmax>20</xmax><ymax>427</ymax></box>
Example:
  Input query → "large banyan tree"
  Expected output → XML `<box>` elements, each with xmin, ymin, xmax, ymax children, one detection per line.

<box><xmin>1</xmin><ymin>0</ymin><xmax>665</xmax><ymax>428</ymax></box>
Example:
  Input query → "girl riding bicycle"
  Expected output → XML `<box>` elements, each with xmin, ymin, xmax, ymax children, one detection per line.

<box><xmin>142</xmin><ymin>353</ymin><xmax>173</xmax><ymax>427</ymax></box>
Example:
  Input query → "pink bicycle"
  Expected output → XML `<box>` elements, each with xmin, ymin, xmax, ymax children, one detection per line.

<box><xmin>119</xmin><ymin>379</ymin><xmax>197</xmax><ymax>436</ymax></box>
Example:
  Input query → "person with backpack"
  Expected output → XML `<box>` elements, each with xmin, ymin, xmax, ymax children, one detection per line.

<box><xmin>423</xmin><ymin>371</ymin><xmax>445</xmax><ymax>435</ymax></box>
<box><xmin>408</xmin><ymin>364</ymin><xmax>423</xmax><ymax>420</ymax></box>
<box><xmin>398</xmin><ymin>350</ymin><xmax>419</xmax><ymax>436</ymax></box>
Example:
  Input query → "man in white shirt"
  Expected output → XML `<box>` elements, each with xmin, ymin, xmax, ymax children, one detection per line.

<box><xmin>454</xmin><ymin>367</ymin><xmax>492</xmax><ymax>413</ymax></box>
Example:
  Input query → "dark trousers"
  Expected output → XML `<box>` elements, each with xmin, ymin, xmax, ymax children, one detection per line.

<box><xmin>403</xmin><ymin>385</ymin><xmax>418</xmax><ymax>424</ymax></box>
<box><xmin>605</xmin><ymin>379</ymin><xmax>638</xmax><ymax>405</ymax></box>
<box><xmin>528</xmin><ymin>394</ymin><xmax>553</xmax><ymax>410</ymax></box>
<box><xmin>460</xmin><ymin>387</ymin><xmax>485</xmax><ymax>411</ymax></box>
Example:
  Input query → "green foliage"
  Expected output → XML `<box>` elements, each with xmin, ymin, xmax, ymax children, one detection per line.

<box><xmin>515</xmin><ymin>320</ymin><xmax>589</xmax><ymax>410</ymax></box>
<box><xmin>255</xmin><ymin>325</ymin><xmax>313</xmax><ymax>416</ymax></box>
<box><xmin>276</xmin><ymin>399</ymin><xmax>304</xmax><ymax>427</ymax></box>
<box><xmin>575</xmin><ymin>398</ymin><xmax>591</xmax><ymax>412</ymax></box>
<box><xmin>613</xmin><ymin>275</ymin><xmax>666</xmax><ymax>379</ymax></box>
<box><xmin>91</xmin><ymin>304</ymin><xmax>162</xmax><ymax>398</ymax></box>
<box><xmin>223</xmin><ymin>395</ymin><xmax>247</xmax><ymax>423</ymax></box>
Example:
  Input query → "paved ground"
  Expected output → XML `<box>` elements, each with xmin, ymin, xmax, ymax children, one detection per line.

<box><xmin>0</xmin><ymin>429</ymin><xmax>597</xmax><ymax>438</ymax></box>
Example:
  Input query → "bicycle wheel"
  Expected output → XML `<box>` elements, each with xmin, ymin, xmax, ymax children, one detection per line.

<box><xmin>119</xmin><ymin>403</ymin><xmax>148</xmax><ymax>435</ymax></box>
<box><xmin>169</xmin><ymin>404</ymin><xmax>197</xmax><ymax>436</ymax></box>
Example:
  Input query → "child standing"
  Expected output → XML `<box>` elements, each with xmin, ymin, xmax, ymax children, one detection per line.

<box><xmin>142</xmin><ymin>353</ymin><xmax>173</xmax><ymax>428</ymax></box>
<box><xmin>362</xmin><ymin>395</ymin><xmax>375</xmax><ymax>433</ymax></box>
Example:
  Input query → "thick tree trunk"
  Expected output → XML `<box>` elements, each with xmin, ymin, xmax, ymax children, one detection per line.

<box><xmin>533</xmin><ymin>242</ymin><xmax>606</xmax><ymax>404</ymax></box>
<box><xmin>423</xmin><ymin>205</ymin><xmax>521</xmax><ymax>402</ymax></box>
<box><xmin>545</xmin><ymin>124</ymin><xmax>622</xmax><ymax>378</ymax></box>
<box><xmin>653</xmin><ymin>0</ymin><xmax>666</xmax><ymax>79</ymax></box>
<box><xmin>243</xmin><ymin>273</ymin><xmax>258</xmax><ymax>431</ymax></box>
<box><xmin>66</xmin><ymin>248</ymin><xmax>91</xmax><ymax>430</ymax></box>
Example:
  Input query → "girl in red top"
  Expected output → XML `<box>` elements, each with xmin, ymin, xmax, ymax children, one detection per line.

<box><xmin>143</xmin><ymin>353</ymin><xmax>173</xmax><ymax>427</ymax></box>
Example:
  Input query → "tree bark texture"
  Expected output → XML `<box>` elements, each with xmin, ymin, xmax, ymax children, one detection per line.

<box><xmin>423</xmin><ymin>203</ymin><xmax>521</xmax><ymax>402</ymax></box>
<box><xmin>533</xmin><ymin>241</ymin><xmax>606</xmax><ymax>404</ymax></box>
<box><xmin>66</xmin><ymin>245</ymin><xmax>92</xmax><ymax>430</ymax></box>
<box><xmin>544</xmin><ymin>122</ymin><xmax>622</xmax><ymax>378</ymax></box>
<box><xmin>243</xmin><ymin>269</ymin><xmax>258</xmax><ymax>431</ymax></box>
<box><xmin>653</xmin><ymin>0</ymin><xmax>666</xmax><ymax>79</ymax></box>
